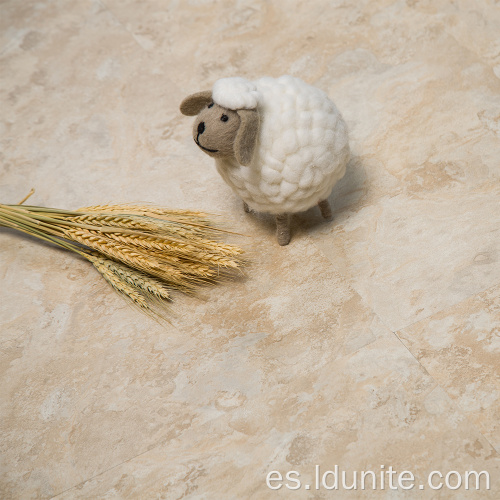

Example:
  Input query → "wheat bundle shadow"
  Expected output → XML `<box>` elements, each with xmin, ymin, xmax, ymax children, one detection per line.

<box><xmin>0</xmin><ymin>203</ymin><xmax>245</xmax><ymax>318</ymax></box>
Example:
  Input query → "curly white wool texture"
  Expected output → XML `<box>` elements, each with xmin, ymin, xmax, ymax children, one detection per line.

<box><xmin>212</xmin><ymin>77</ymin><xmax>261</xmax><ymax>110</ymax></box>
<box><xmin>213</xmin><ymin>75</ymin><xmax>350</xmax><ymax>214</ymax></box>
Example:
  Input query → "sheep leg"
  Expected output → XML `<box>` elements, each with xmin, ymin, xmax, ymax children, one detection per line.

<box><xmin>318</xmin><ymin>199</ymin><xmax>333</xmax><ymax>220</ymax></box>
<box><xmin>275</xmin><ymin>213</ymin><xmax>291</xmax><ymax>246</ymax></box>
<box><xmin>243</xmin><ymin>201</ymin><xmax>251</xmax><ymax>213</ymax></box>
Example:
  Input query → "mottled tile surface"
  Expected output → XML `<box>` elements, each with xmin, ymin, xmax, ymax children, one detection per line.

<box><xmin>1</xmin><ymin>0</ymin><xmax>500</xmax><ymax>498</ymax></box>
<box><xmin>399</xmin><ymin>283</ymin><xmax>500</xmax><ymax>453</ymax></box>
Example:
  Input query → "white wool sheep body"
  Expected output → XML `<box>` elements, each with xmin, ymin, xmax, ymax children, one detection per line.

<box><xmin>212</xmin><ymin>75</ymin><xmax>349</xmax><ymax>214</ymax></box>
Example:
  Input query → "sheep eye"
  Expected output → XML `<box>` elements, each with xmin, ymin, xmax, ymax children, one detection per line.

<box><xmin>221</xmin><ymin>114</ymin><xmax>229</xmax><ymax>122</ymax></box>
<box><xmin>208</xmin><ymin>102</ymin><xmax>214</xmax><ymax>108</ymax></box>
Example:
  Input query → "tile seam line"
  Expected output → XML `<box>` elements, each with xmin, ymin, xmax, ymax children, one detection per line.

<box><xmin>0</xmin><ymin>37</ymin><xmax>20</xmax><ymax>57</ymax></box>
<box><xmin>309</xmin><ymin>229</ymin><xmax>500</xmax><ymax>333</ymax></box>
<box><xmin>96</xmin><ymin>0</ymin><xmax>148</xmax><ymax>53</ymax></box>
<box><xmin>391</xmin><ymin>278</ymin><xmax>500</xmax><ymax>333</ymax></box>
<box><xmin>93</xmin><ymin>0</ymin><xmax>187</xmax><ymax>126</ymax></box>
<box><xmin>40</xmin><ymin>286</ymin><xmax>500</xmax><ymax>496</ymax></box>
<box><xmin>309</xmin><ymin>235</ymin><xmax>500</xmax><ymax>455</ymax></box>
<box><xmin>49</xmin><ymin>442</ymin><xmax>163</xmax><ymax>499</ymax></box>
<box><xmin>379</xmin><ymin>296</ymin><xmax>500</xmax><ymax>457</ymax></box>
<box><xmin>304</xmin><ymin>233</ymin><xmax>447</xmax><ymax>384</ymax></box>
<box><xmin>390</xmin><ymin>326</ymin><xmax>500</xmax><ymax>456</ymax></box>
<box><xmin>25</xmin><ymin>251</ymin><xmax>500</xmax><ymax>496</ymax></box>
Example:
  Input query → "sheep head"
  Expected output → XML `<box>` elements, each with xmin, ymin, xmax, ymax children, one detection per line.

<box><xmin>180</xmin><ymin>91</ymin><xmax>260</xmax><ymax>166</ymax></box>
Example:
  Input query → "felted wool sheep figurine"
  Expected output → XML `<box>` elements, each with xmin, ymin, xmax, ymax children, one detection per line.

<box><xmin>180</xmin><ymin>75</ymin><xmax>350</xmax><ymax>245</ymax></box>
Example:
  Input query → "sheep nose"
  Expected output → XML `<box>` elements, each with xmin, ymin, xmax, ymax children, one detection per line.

<box><xmin>197</xmin><ymin>122</ymin><xmax>205</xmax><ymax>135</ymax></box>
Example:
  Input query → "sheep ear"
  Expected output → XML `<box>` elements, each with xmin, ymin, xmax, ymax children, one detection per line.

<box><xmin>180</xmin><ymin>91</ymin><xmax>212</xmax><ymax>116</ymax></box>
<box><xmin>234</xmin><ymin>109</ymin><xmax>260</xmax><ymax>166</ymax></box>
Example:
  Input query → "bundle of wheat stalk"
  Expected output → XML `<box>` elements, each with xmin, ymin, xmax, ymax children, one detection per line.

<box><xmin>0</xmin><ymin>197</ymin><xmax>245</xmax><ymax>318</ymax></box>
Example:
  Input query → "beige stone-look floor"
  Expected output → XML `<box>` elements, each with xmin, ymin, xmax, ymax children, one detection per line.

<box><xmin>1</xmin><ymin>1</ymin><xmax>499</xmax><ymax>498</ymax></box>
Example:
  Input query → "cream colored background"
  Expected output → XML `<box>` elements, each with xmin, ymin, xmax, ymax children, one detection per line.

<box><xmin>1</xmin><ymin>0</ymin><xmax>499</xmax><ymax>498</ymax></box>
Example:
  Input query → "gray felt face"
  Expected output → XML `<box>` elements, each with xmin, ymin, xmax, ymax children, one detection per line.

<box><xmin>192</xmin><ymin>103</ymin><xmax>241</xmax><ymax>159</ymax></box>
<box><xmin>181</xmin><ymin>92</ymin><xmax>260</xmax><ymax>165</ymax></box>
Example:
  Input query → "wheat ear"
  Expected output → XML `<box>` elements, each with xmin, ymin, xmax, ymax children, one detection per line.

<box><xmin>96</xmin><ymin>231</ymin><xmax>240</xmax><ymax>272</ymax></box>
<box><xmin>86</xmin><ymin>254</ymin><xmax>171</xmax><ymax>301</ymax></box>
<box><xmin>87</xmin><ymin>255</ymin><xmax>149</xmax><ymax>309</ymax></box>
<box><xmin>65</xmin><ymin>229</ymin><xmax>188</xmax><ymax>286</ymax></box>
